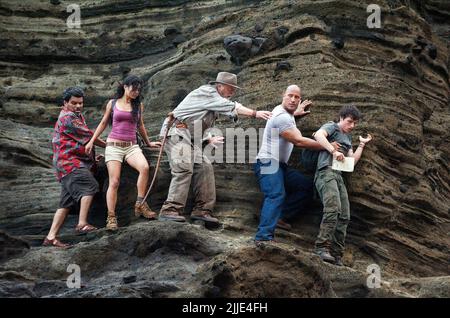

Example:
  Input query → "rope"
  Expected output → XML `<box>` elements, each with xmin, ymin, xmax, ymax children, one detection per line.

<box><xmin>139</xmin><ymin>113</ymin><xmax>174</xmax><ymax>206</ymax></box>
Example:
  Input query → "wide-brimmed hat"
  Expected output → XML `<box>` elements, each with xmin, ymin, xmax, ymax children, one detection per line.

<box><xmin>209</xmin><ymin>72</ymin><xmax>242</xmax><ymax>89</ymax></box>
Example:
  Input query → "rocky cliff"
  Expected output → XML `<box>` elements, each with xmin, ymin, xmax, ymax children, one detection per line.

<box><xmin>0</xmin><ymin>0</ymin><xmax>449</xmax><ymax>297</ymax></box>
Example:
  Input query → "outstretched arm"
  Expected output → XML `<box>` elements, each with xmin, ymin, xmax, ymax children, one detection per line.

<box><xmin>293</xmin><ymin>99</ymin><xmax>313</xmax><ymax>118</ymax></box>
<box><xmin>235</xmin><ymin>103</ymin><xmax>272</xmax><ymax>120</ymax></box>
<box><xmin>280</xmin><ymin>127</ymin><xmax>327</xmax><ymax>150</ymax></box>
<box><xmin>348</xmin><ymin>134</ymin><xmax>373</xmax><ymax>165</ymax></box>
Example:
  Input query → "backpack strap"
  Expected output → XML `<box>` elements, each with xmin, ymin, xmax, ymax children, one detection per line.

<box><xmin>136</xmin><ymin>106</ymin><xmax>141</xmax><ymax>128</ymax></box>
<box><xmin>111</xmin><ymin>99</ymin><xmax>117</xmax><ymax>114</ymax></box>
<box><xmin>109</xmin><ymin>99</ymin><xmax>117</xmax><ymax>127</ymax></box>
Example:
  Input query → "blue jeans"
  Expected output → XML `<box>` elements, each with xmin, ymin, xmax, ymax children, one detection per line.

<box><xmin>254</xmin><ymin>159</ymin><xmax>313</xmax><ymax>241</ymax></box>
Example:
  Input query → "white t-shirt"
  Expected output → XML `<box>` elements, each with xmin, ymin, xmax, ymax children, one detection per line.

<box><xmin>257</xmin><ymin>105</ymin><xmax>296</xmax><ymax>163</ymax></box>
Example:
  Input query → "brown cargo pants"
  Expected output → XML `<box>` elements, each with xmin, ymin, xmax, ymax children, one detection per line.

<box><xmin>160</xmin><ymin>135</ymin><xmax>216</xmax><ymax>215</ymax></box>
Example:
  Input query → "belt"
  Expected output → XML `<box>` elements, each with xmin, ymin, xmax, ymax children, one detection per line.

<box><xmin>106</xmin><ymin>141</ymin><xmax>136</xmax><ymax>147</ymax></box>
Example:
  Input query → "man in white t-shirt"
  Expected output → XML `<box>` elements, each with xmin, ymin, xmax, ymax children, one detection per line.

<box><xmin>254</xmin><ymin>85</ymin><xmax>338</xmax><ymax>244</ymax></box>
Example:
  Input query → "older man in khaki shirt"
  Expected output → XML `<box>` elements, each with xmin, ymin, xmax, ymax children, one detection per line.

<box><xmin>159</xmin><ymin>72</ymin><xmax>271</xmax><ymax>223</ymax></box>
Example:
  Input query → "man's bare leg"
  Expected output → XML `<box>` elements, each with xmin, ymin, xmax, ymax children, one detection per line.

<box><xmin>47</xmin><ymin>208</ymin><xmax>70</xmax><ymax>240</ymax></box>
<box><xmin>78</xmin><ymin>195</ymin><xmax>94</xmax><ymax>227</ymax></box>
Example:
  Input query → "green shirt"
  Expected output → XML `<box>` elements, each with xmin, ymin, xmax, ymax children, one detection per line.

<box><xmin>316</xmin><ymin>121</ymin><xmax>352</xmax><ymax>170</ymax></box>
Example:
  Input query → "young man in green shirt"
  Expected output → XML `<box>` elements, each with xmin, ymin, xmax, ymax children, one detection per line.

<box><xmin>313</xmin><ymin>105</ymin><xmax>373</xmax><ymax>265</ymax></box>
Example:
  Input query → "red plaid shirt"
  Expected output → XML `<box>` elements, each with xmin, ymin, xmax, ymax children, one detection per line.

<box><xmin>52</xmin><ymin>110</ymin><xmax>94</xmax><ymax>181</ymax></box>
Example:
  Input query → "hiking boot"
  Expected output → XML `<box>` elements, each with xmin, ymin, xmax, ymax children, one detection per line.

<box><xmin>135</xmin><ymin>202</ymin><xmax>157</xmax><ymax>220</ymax></box>
<box><xmin>106</xmin><ymin>212</ymin><xmax>118</xmax><ymax>231</ymax></box>
<box><xmin>276</xmin><ymin>219</ymin><xmax>292</xmax><ymax>231</ymax></box>
<box><xmin>334</xmin><ymin>256</ymin><xmax>344</xmax><ymax>267</ymax></box>
<box><xmin>159</xmin><ymin>211</ymin><xmax>186</xmax><ymax>222</ymax></box>
<box><xmin>314</xmin><ymin>248</ymin><xmax>336</xmax><ymax>263</ymax></box>
<box><xmin>190</xmin><ymin>211</ymin><xmax>219</xmax><ymax>224</ymax></box>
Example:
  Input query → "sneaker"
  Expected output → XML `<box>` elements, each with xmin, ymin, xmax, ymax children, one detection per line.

<box><xmin>334</xmin><ymin>256</ymin><xmax>344</xmax><ymax>267</ymax></box>
<box><xmin>314</xmin><ymin>248</ymin><xmax>336</xmax><ymax>263</ymax></box>
<box><xmin>276</xmin><ymin>219</ymin><xmax>292</xmax><ymax>231</ymax></box>
<box><xmin>190</xmin><ymin>211</ymin><xmax>219</xmax><ymax>224</ymax></box>
<box><xmin>135</xmin><ymin>202</ymin><xmax>157</xmax><ymax>220</ymax></box>
<box><xmin>159</xmin><ymin>211</ymin><xmax>186</xmax><ymax>222</ymax></box>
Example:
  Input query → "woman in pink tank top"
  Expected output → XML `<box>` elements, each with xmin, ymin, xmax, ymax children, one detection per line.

<box><xmin>86</xmin><ymin>75</ymin><xmax>162</xmax><ymax>230</ymax></box>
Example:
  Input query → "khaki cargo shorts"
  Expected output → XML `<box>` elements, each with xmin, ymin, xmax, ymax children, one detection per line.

<box><xmin>105</xmin><ymin>144</ymin><xmax>142</xmax><ymax>163</ymax></box>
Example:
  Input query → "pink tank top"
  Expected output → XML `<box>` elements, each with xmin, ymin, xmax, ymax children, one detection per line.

<box><xmin>108</xmin><ymin>100</ymin><xmax>139</xmax><ymax>142</ymax></box>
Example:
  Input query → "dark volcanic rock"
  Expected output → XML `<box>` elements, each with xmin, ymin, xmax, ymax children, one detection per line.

<box><xmin>223</xmin><ymin>35</ymin><xmax>253</xmax><ymax>65</ymax></box>
<box><xmin>172</xmin><ymin>34</ymin><xmax>187</xmax><ymax>46</ymax></box>
<box><xmin>164</xmin><ymin>26</ymin><xmax>181</xmax><ymax>37</ymax></box>
<box><xmin>426</xmin><ymin>44</ymin><xmax>437</xmax><ymax>59</ymax></box>
<box><xmin>0</xmin><ymin>231</ymin><xmax>30</xmax><ymax>262</ymax></box>
<box><xmin>275</xmin><ymin>61</ymin><xmax>292</xmax><ymax>74</ymax></box>
<box><xmin>2</xmin><ymin>222</ymin><xmax>448</xmax><ymax>298</ymax></box>
<box><xmin>254</xmin><ymin>24</ymin><xmax>264</xmax><ymax>33</ymax></box>
<box><xmin>223</xmin><ymin>34</ymin><xmax>274</xmax><ymax>65</ymax></box>
<box><xmin>332</xmin><ymin>37</ymin><xmax>345</xmax><ymax>49</ymax></box>
<box><xmin>415</xmin><ymin>36</ymin><xmax>428</xmax><ymax>48</ymax></box>
<box><xmin>123</xmin><ymin>275</ymin><xmax>137</xmax><ymax>284</ymax></box>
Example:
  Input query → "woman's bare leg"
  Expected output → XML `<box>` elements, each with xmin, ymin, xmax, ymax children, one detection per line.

<box><xmin>106</xmin><ymin>160</ymin><xmax>122</xmax><ymax>215</ymax></box>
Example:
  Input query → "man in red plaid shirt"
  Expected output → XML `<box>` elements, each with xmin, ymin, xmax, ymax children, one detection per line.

<box><xmin>43</xmin><ymin>87</ymin><xmax>105</xmax><ymax>248</ymax></box>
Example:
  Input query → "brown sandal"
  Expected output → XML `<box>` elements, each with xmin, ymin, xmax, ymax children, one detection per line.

<box><xmin>75</xmin><ymin>224</ymin><xmax>97</xmax><ymax>234</ymax></box>
<box><xmin>42</xmin><ymin>237</ymin><xmax>71</xmax><ymax>248</ymax></box>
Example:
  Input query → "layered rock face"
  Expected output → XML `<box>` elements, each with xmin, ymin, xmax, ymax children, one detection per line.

<box><xmin>0</xmin><ymin>0</ymin><xmax>449</xmax><ymax>297</ymax></box>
